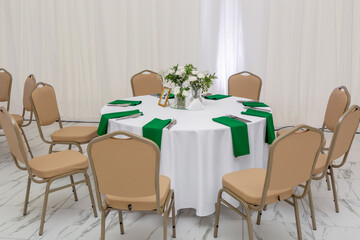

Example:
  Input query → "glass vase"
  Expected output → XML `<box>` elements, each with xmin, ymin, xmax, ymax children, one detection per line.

<box><xmin>191</xmin><ymin>88</ymin><xmax>202</xmax><ymax>103</ymax></box>
<box><xmin>174</xmin><ymin>94</ymin><xmax>186</xmax><ymax>109</ymax></box>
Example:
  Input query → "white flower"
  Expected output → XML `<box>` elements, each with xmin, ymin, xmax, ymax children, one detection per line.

<box><xmin>183</xmin><ymin>90</ymin><xmax>190</xmax><ymax>97</ymax></box>
<box><xmin>192</xmin><ymin>70</ymin><xmax>198</xmax><ymax>75</ymax></box>
<box><xmin>178</xmin><ymin>65</ymin><xmax>185</xmax><ymax>70</ymax></box>
<box><xmin>197</xmin><ymin>73</ymin><xmax>205</xmax><ymax>79</ymax></box>
<box><xmin>173</xmin><ymin>86</ymin><xmax>180</xmax><ymax>95</ymax></box>
<box><xmin>189</xmin><ymin>76</ymin><xmax>197</xmax><ymax>82</ymax></box>
<box><xmin>183</xmin><ymin>80</ymin><xmax>190</xmax><ymax>88</ymax></box>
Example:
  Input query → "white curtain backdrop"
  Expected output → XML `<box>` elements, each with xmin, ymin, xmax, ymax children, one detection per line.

<box><xmin>1</xmin><ymin>0</ymin><xmax>360</xmax><ymax>126</ymax></box>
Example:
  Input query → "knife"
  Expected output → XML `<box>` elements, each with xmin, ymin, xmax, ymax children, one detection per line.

<box><xmin>107</xmin><ymin>103</ymin><xmax>132</xmax><ymax>107</ymax></box>
<box><xmin>114</xmin><ymin>113</ymin><xmax>142</xmax><ymax>121</ymax></box>
<box><xmin>226</xmin><ymin>114</ymin><xmax>252</xmax><ymax>123</ymax></box>
<box><xmin>166</xmin><ymin>119</ymin><xmax>177</xmax><ymax>130</ymax></box>
<box><xmin>243</xmin><ymin>106</ymin><xmax>271</xmax><ymax>113</ymax></box>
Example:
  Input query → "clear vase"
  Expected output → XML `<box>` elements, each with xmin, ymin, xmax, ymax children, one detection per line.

<box><xmin>191</xmin><ymin>88</ymin><xmax>202</xmax><ymax>103</ymax></box>
<box><xmin>174</xmin><ymin>94</ymin><xmax>186</xmax><ymax>109</ymax></box>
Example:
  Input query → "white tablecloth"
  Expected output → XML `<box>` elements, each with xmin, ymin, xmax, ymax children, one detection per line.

<box><xmin>100</xmin><ymin>95</ymin><xmax>270</xmax><ymax>216</ymax></box>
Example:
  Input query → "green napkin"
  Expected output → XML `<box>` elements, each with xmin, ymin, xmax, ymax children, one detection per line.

<box><xmin>205</xmin><ymin>94</ymin><xmax>231</xmax><ymax>100</ymax></box>
<box><xmin>241</xmin><ymin>109</ymin><xmax>275</xmax><ymax>144</ymax></box>
<box><xmin>97</xmin><ymin>110</ymin><xmax>142</xmax><ymax>136</ymax></box>
<box><xmin>212</xmin><ymin>116</ymin><xmax>250</xmax><ymax>157</ymax></box>
<box><xmin>108</xmin><ymin>100</ymin><xmax>142</xmax><ymax>106</ymax></box>
<box><xmin>142</xmin><ymin>118</ymin><xmax>171</xmax><ymax>149</ymax></box>
<box><xmin>157</xmin><ymin>93</ymin><xmax>174</xmax><ymax>99</ymax></box>
<box><xmin>242</xmin><ymin>102</ymin><xmax>269</xmax><ymax>107</ymax></box>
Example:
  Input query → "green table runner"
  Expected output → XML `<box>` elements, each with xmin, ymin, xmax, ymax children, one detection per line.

<box><xmin>212</xmin><ymin>116</ymin><xmax>250</xmax><ymax>157</ymax></box>
<box><xmin>142</xmin><ymin>118</ymin><xmax>171</xmax><ymax>149</ymax></box>
<box><xmin>97</xmin><ymin>110</ymin><xmax>142</xmax><ymax>136</ymax></box>
<box><xmin>242</xmin><ymin>102</ymin><xmax>269</xmax><ymax>107</ymax></box>
<box><xmin>108</xmin><ymin>100</ymin><xmax>142</xmax><ymax>105</ymax></box>
<box><xmin>241</xmin><ymin>109</ymin><xmax>275</xmax><ymax>144</ymax></box>
<box><xmin>205</xmin><ymin>94</ymin><xmax>231</xmax><ymax>100</ymax></box>
<box><xmin>157</xmin><ymin>93</ymin><xmax>175</xmax><ymax>99</ymax></box>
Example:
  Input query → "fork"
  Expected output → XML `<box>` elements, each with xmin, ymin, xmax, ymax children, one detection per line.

<box><xmin>114</xmin><ymin>113</ymin><xmax>142</xmax><ymax>121</ymax></box>
<box><xmin>166</xmin><ymin>119</ymin><xmax>177</xmax><ymax>130</ymax></box>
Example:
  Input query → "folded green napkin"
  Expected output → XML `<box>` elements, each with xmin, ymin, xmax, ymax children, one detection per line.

<box><xmin>157</xmin><ymin>93</ymin><xmax>174</xmax><ymax>99</ymax></box>
<box><xmin>242</xmin><ymin>102</ymin><xmax>269</xmax><ymax>107</ymax></box>
<box><xmin>97</xmin><ymin>110</ymin><xmax>142</xmax><ymax>136</ymax></box>
<box><xmin>212</xmin><ymin>116</ymin><xmax>250</xmax><ymax>157</ymax></box>
<box><xmin>241</xmin><ymin>109</ymin><xmax>275</xmax><ymax>144</ymax></box>
<box><xmin>142</xmin><ymin>118</ymin><xmax>171</xmax><ymax>149</ymax></box>
<box><xmin>205</xmin><ymin>94</ymin><xmax>231</xmax><ymax>100</ymax></box>
<box><xmin>108</xmin><ymin>100</ymin><xmax>142</xmax><ymax>106</ymax></box>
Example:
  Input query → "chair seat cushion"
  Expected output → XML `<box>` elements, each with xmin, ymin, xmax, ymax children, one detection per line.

<box><xmin>105</xmin><ymin>175</ymin><xmax>171</xmax><ymax>211</ymax></box>
<box><xmin>29</xmin><ymin>150</ymin><xmax>88</xmax><ymax>178</ymax></box>
<box><xmin>51</xmin><ymin>126</ymin><xmax>98</xmax><ymax>143</ymax></box>
<box><xmin>11</xmin><ymin>114</ymin><xmax>24</xmax><ymax>126</ymax></box>
<box><xmin>222</xmin><ymin>168</ymin><xmax>293</xmax><ymax>205</ymax></box>
<box><xmin>313</xmin><ymin>153</ymin><xmax>328</xmax><ymax>176</ymax></box>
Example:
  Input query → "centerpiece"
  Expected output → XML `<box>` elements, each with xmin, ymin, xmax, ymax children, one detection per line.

<box><xmin>161</xmin><ymin>64</ymin><xmax>216</xmax><ymax>109</ymax></box>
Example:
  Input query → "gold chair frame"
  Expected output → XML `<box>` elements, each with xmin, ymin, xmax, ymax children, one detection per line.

<box><xmin>0</xmin><ymin>106</ymin><xmax>98</xmax><ymax>235</ymax></box>
<box><xmin>87</xmin><ymin>131</ymin><xmax>176</xmax><ymax>240</ymax></box>
<box><xmin>30</xmin><ymin>82</ymin><xmax>92</xmax><ymax>153</ymax></box>
<box><xmin>130</xmin><ymin>70</ymin><xmax>163</xmax><ymax>97</ymax></box>
<box><xmin>307</xmin><ymin>105</ymin><xmax>360</xmax><ymax>230</ymax></box>
<box><xmin>0</xmin><ymin>68</ymin><xmax>12</xmax><ymax>111</ymax></box>
<box><xmin>213</xmin><ymin>125</ymin><xmax>324</xmax><ymax>240</ymax></box>
<box><xmin>228</xmin><ymin>71</ymin><xmax>262</xmax><ymax>101</ymax></box>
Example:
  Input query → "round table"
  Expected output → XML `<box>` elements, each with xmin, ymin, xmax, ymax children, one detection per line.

<box><xmin>101</xmin><ymin>95</ymin><xmax>270</xmax><ymax>216</ymax></box>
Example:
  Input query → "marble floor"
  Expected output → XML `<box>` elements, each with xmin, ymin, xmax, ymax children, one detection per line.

<box><xmin>0</xmin><ymin>122</ymin><xmax>360</xmax><ymax>240</ymax></box>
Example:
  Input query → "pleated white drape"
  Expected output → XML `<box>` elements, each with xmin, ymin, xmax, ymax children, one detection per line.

<box><xmin>1</xmin><ymin>0</ymin><xmax>360</xmax><ymax>126</ymax></box>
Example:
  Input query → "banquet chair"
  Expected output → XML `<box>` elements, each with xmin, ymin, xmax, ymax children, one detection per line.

<box><xmin>0</xmin><ymin>74</ymin><xmax>36</xmax><ymax>158</ymax></box>
<box><xmin>87</xmin><ymin>130</ymin><xmax>176</xmax><ymax>240</ymax></box>
<box><xmin>307</xmin><ymin>105</ymin><xmax>360</xmax><ymax>230</ymax></box>
<box><xmin>30</xmin><ymin>82</ymin><xmax>98</xmax><ymax>153</ymax></box>
<box><xmin>228</xmin><ymin>71</ymin><xmax>262</xmax><ymax>100</ymax></box>
<box><xmin>131</xmin><ymin>70</ymin><xmax>163</xmax><ymax>96</ymax></box>
<box><xmin>0</xmin><ymin>68</ymin><xmax>12</xmax><ymax>111</ymax></box>
<box><xmin>213</xmin><ymin>125</ymin><xmax>323</xmax><ymax>240</ymax></box>
<box><xmin>0</xmin><ymin>106</ymin><xmax>98</xmax><ymax>235</ymax></box>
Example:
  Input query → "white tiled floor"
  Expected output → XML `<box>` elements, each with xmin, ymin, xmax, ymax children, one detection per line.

<box><xmin>0</xmin><ymin>122</ymin><xmax>359</xmax><ymax>239</ymax></box>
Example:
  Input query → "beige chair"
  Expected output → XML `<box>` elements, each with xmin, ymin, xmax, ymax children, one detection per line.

<box><xmin>0</xmin><ymin>68</ymin><xmax>12</xmax><ymax>110</ymax></box>
<box><xmin>30</xmin><ymin>82</ymin><xmax>98</xmax><ymax>153</ymax></box>
<box><xmin>0</xmin><ymin>106</ymin><xmax>98</xmax><ymax>235</ymax></box>
<box><xmin>228</xmin><ymin>71</ymin><xmax>262</xmax><ymax>100</ymax></box>
<box><xmin>307</xmin><ymin>105</ymin><xmax>360</xmax><ymax>230</ymax></box>
<box><xmin>0</xmin><ymin>74</ymin><xmax>36</xmax><ymax>158</ymax></box>
<box><xmin>87</xmin><ymin>130</ymin><xmax>176</xmax><ymax>240</ymax></box>
<box><xmin>131</xmin><ymin>70</ymin><xmax>163</xmax><ymax>96</ymax></box>
<box><xmin>213</xmin><ymin>125</ymin><xmax>323</xmax><ymax>240</ymax></box>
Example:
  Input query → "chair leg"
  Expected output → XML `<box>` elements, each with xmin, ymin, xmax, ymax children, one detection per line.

<box><xmin>308</xmin><ymin>184</ymin><xmax>317</xmax><ymax>230</ymax></box>
<box><xmin>117</xmin><ymin>210</ymin><xmax>125</xmax><ymax>234</ymax></box>
<box><xmin>101</xmin><ymin>211</ymin><xmax>106</xmax><ymax>240</ymax></box>
<box><xmin>293</xmin><ymin>196</ymin><xmax>302</xmax><ymax>240</ymax></box>
<box><xmin>48</xmin><ymin>143</ymin><xmax>55</xmax><ymax>154</ymax></box>
<box><xmin>39</xmin><ymin>181</ymin><xmax>51</xmax><ymax>235</ymax></box>
<box><xmin>326</xmin><ymin>173</ymin><xmax>331</xmax><ymax>191</ymax></box>
<box><xmin>20</xmin><ymin>127</ymin><xmax>33</xmax><ymax>158</ymax></box>
<box><xmin>70</xmin><ymin>175</ymin><xmax>78</xmax><ymax>201</ymax></box>
<box><xmin>244</xmin><ymin>204</ymin><xmax>254</xmax><ymax>240</ymax></box>
<box><xmin>171</xmin><ymin>192</ymin><xmax>176</xmax><ymax>238</ymax></box>
<box><xmin>163</xmin><ymin>208</ymin><xmax>169</xmax><ymax>240</ymax></box>
<box><xmin>263</xmin><ymin>204</ymin><xmax>267</xmax><ymax>211</ymax></box>
<box><xmin>23</xmin><ymin>177</ymin><xmax>31</xmax><ymax>215</ymax></box>
<box><xmin>329</xmin><ymin>167</ymin><xmax>339</xmax><ymax>212</ymax></box>
<box><xmin>68</xmin><ymin>144</ymin><xmax>72</xmax><ymax>150</ymax></box>
<box><xmin>84</xmin><ymin>172</ymin><xmax>97</xmax><ymax>217</ymax></box>
<box><xmin>256</xmin><ymin>210</ymin><xmax>262</xmax><ymax>225</ymax></box>
<box><xmin>213</xmin><ymin>189</ymin><xmax>223</xmax><ymax>238</ymax></box>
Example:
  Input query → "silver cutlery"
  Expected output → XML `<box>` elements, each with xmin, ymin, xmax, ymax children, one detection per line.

<box><xmin>107</xmin><ymin>103</ymin><xmax>131</xmax><ymax>107</ymax></box>
<box><xmin>243</xmin><ymin>106</ymin><xmax>271</xmax><ymax>113</ymax></box>
<box><xmin>226</xmin><ymin>114</ymin><xmax>252</xmax><ymax>123</ymax></box>
<box><xmin>166</xmin><ymin>119</ymin><xmax>177</xmax><ymax>130</ymax></box>
<box><xmin>114</xmin><ymin>113</ymin><xmax>142</xmax><ymax>121</ymax></box>
<box><xmin>237</xmin><ymin>100</ymin><xmax>258</xmax><ymax>103</ymax></box>
<box><xmin>201</xmin><ymin>93</ymin><xmax>212</xmax><ymax>97</ymax></box>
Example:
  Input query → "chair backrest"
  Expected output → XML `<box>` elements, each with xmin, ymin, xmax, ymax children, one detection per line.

<box><xmin>261</xmin><ymin>125</ymin><xmax>323</xmax><ymax>204</ymax></box>
<box><xmin>30</xmin><ymin>82</ymin><xmax>61</xmax><ymax>126</ymax></box>
<box><xmin>23</xmin><ymin>74</ymin><xmax>36</xmax><ymax>112</ymax></box>
<box><xmin>0</xmin><ymin>68</ymin><xmax>12</xmax><ymax>110</ymax></box>
<box><xmin>131</xmin><ymin>70</ymin><xmax>163</xmax><ymax>96</ymax></box>
<box><xmin>323</xmin><ymin>86</ymin><xmax>350</xmax><ymax>132</ymax></box>
<box><xmin>0</xmin><ymin>106</ymin><xmax>28</xmax><ymax>166</ymax></box>
<box><xmin>87</xmin><ymin>130</ymin><xmax>161</xmax><ymax>211</ymax></box>
<box><xmin>228</xmin><ymin>71</ymin><xmax>262</xmax><ymax>100</ymax></box>
<box><xmin>327</xmin><ymin>105</ymin><xmax>360</xmax><ymax>164</ymax></box>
